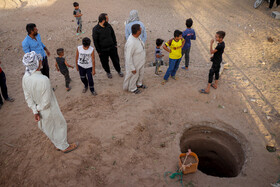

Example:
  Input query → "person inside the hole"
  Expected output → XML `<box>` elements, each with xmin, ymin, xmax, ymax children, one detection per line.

<box><xmin>200</xmin><ymin>31</ymin><xmax>226</xmax><ymax>94</ymax></box>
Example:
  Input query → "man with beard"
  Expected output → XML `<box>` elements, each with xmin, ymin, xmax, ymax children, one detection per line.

<box><xmin>92</xmin><ymin>13</ymin><xmax>123</xmax><ymax>79</ymax></box>
<box><xmin>22</xmin><ymin>23</ymin><xmax>51</xmax><ymax>78</ymax></box>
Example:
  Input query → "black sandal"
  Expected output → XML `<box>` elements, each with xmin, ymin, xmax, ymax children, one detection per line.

<box><xmin>133</xmin><ymin>89</ymin><xmax>141</xmax><ymax>94</ymax></box>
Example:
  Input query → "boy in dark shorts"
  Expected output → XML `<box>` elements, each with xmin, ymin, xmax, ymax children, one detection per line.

<box><xmin>155</xmin><ymin>38</ymin><xmax>164</xmax><ymax>75</ymax></box>
<box><xmin>73</xmin><ymin>2</ymin><xmax>84</xmax><ymax>36</ymax></box>
<box><xmin>55</xmin><ymin>48</ymin><xmax>74</xmax><ymax>91</ymax></box>
<box><xmin>200</xmin><ymin>31</ymin><xmax>226</xmax><ymax>94</ymax></box>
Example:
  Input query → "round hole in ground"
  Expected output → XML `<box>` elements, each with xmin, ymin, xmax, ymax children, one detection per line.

<box><xmin>180</xmin><ymin>126</ymin><xmax>245</xmax><ymax>178</ymax></box>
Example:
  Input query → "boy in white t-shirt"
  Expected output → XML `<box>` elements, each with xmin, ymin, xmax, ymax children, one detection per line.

<box><xmin>75</xmin><ymin>37</ymin><xmax>97</xmax><ymax>95</ymax></box>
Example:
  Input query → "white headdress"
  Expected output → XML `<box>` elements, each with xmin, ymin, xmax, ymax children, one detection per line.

<box><xmin>127</xmin><ymin>10</ymin><xmax>140</xmax><ymax>24</ymax></box>
<box><xmin>22</xmin><ymin>51</ymin><xmax>42</xmax><ymax>75</ymax></box>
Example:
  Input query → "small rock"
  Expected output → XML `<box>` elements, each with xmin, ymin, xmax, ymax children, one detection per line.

<box><xmin>71</xmin><ymin>20</ymin><xmax>74</xmax><ymax>22</ymax></box>
<box><xmin>218</xmin><ymin>105</ymin><xmax>225</xmax><ymax>109</ymax></box>
<box><xmin>243</xmin><ymin>109</ymin><xmax>248</xmax><ymax>113</ymax></box>
<box><xmin>266</xmin><ymin>115</ymin><xmax>272</xmax><ymax>121</ymax></box>
<box><xmin>266</xmin><ymin>145</ymin><xmax>276</xmax><ymax>152</ymax></box>
<box><xmin>250</xmin><ymin>98</ymin><xmax>256</xmax><ymax>102</ymax></box>
<box><xmin>160</xmin><ymin>143</ymin><xmax>166</xmax><ymax>148</ymax></box>
<box><xmin>267</xmin><ymin>37</ymin><xmax>274</xmax><ymax>43</ymax></box>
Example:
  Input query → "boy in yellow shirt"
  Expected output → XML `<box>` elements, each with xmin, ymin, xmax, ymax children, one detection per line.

<box><xmin>162</xmin><ymin>30</ymin><xmax>185</xmax><ymax>85</ymax></box>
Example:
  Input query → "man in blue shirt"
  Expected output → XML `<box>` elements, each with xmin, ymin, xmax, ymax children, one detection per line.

<box><xmin>181</xmin><ymin>18</ymin><xmax>196</xmax><ymax>70</ymax></box>
<box><xmin>22</xmin><ymin>23</ymin><xmax>51</xmax><ymax>78</ymax></box>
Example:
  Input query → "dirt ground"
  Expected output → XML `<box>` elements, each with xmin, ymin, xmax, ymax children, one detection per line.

<box><xmin>0</xmin><ymin>0</ymin><xmax>280</xmax><ymax>186</ymax></box>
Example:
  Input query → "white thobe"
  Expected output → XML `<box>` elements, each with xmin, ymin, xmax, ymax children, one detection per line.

<box><xmin>123</xmin><ymin>34</ymin><xmax>146</xmax><ymax>92</ymax></box>
<box><xmin>22</xmin><ymin>71</ymin><xmax>69</xmax><ymax>150</ymax></box>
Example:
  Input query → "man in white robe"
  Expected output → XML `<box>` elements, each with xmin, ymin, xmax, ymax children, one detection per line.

<box><xmin>123</xmin><ymin>24</ymin><xmax>147</xmax><ymax>94</ymax></box>
<box><xmin>22</xmin><ymin>51</ymin><xmax>78</xmax><ymax>153</ymax></box>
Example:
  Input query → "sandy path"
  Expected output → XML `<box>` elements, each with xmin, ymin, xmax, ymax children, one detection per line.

<box><xmin>0</xmin><ymin>0</ymin><xmax>280</xmax><ymax>186</ymax></box>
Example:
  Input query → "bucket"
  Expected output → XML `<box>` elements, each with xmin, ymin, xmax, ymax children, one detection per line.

<box><xmin>179</xmin><ymin>152</ymin><xmax>199</xmax><ymax>174</ymax></box>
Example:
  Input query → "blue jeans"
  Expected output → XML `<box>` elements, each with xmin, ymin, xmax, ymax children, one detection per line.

<box><xmin>164</xmin><ymin>58</ymin><xmax>181</xmax><ymax>80</ymax></box>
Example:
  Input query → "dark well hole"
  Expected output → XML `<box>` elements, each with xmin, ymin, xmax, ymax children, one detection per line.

<box><xmin>180</xmin><ymin>126</ymin><xmax>245</xmax><ymax>178</ymax></box>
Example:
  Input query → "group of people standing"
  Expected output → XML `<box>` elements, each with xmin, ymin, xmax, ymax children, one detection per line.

<box><xmin>17</xmin><ymin>7</ymin><xmax>149</xmax><ymax>153</ymax></box>
<box><xmin>12</xmin><ymin>2</ymin><xmax>226</xmax><ymax>154</ymax></box>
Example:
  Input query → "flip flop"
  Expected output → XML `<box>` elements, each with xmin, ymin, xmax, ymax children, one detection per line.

<box><xmin>211</xmin><ymin>84</ymin><xmax>217</xmax><ymax>89</ymax></box>
<box><xmin>118</xmin><ymin>72</ymin><xmax>124</xmax><ymax>77</ymax></box>
<box><xmin>133</xmin><ymin>89</ymin><xmax>141</xmax><ymax>94</ymax></box>
<box><xmin>82</xmin><ymin>87</ymin><xmax>88</xmax><ymax>93</ymax></box>
<box><xmin>107</xmin><ymin>73</ymin><xmax>113</xmax><ymax>79</ymax></box>
<box><xmin>161</xmin><ymin>80</ymin><xmax>167</xmax><ymax>85</ymax></box>
<box><xmin>199</xmin><ymin>89</ymin><xmax>209</xmax><ymax>94</ymax></box>
<box><xmin>62</xmin><ymin>142</ymin><xmax>79</xmax><ymax>153</ymax></box>
<box><xmin>171</xmin><ymin>76</ymin><xmax>178</xmax><ymax>80</ymax></box>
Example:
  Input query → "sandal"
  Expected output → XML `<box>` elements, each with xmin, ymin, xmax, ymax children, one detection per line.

<box><xmin>82</xmin><ymin>87</ymin><xmax>88</xmax><ymax>93</ymax></box>
<box><xmin>5</xmin><ymin>97</ymin><xmax>14</xmax><ymax>102</ymax></box>
<box><xmin>211</xmin><ymin>84</ymin><xmax>217</xmax><ymax>89</ymax></box>
<box><xmin>118</xmin><ymin>72</ymin><xmax>124</xmax><ymax>77</ymax></box>
<box><xmin>161</xmin><ymin>80</ymin><xmax>167</xmax><ymax>85</ymax></box>
<box><xmin>66</xmin><ymin>87</ymin><xmax>72</xmax><ymax>92</ymax></box>
<box><xmin>91</xmin><ymin>91</ymin><xmax>98</xmax><ymax>96</ymax></box>
<box><xmin>137</xmin><ymin>84</ymin><xmax>147</xmax><ymax>89</ymax></box>
<box><xmin>171</xmin><ymin>76</ymin><xmax>178</xmax><ymax>80</ymax></box>
<box><xmin>61</xmin><ymin>142</ymin><xmax>79</xmax><ymax>153</ymax></box>
<box><xmin>199</xmin><ymin>89</ymin><xmax>209</xmax><ymax>94</ymax></box>
<box><xmin>107</xmin><ymin>73</ymin><xmax>113</xmax><ymax>79</ymax></box>
<box><xmin>133</xmin><ymin>89</ymin><xmax>141</xmax><ymax>94</ymax></box>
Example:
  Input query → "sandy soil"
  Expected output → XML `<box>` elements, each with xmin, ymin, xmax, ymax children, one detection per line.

<box><xmin>0</xmin><ymin>0</ymin><xmax>280</xmax><ymax>186</ymax></box>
